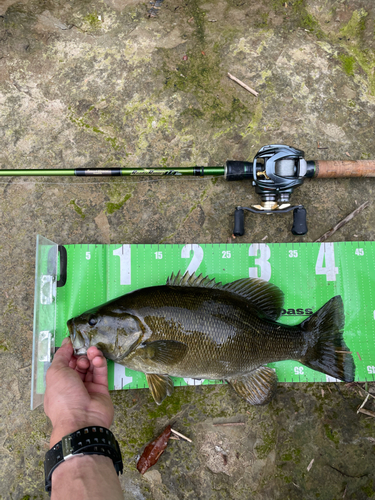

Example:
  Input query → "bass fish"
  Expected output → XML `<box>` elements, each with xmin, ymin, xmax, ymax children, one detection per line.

<box><xmin>67</xmin><ymin>272</ymin><xmax>355</xmax><ymax>405</ymax></box>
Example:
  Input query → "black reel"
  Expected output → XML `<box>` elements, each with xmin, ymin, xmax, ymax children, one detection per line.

<box><xmin>226</xmin><ymin>144</ymin><xmax>315</xmax><ymax>236</ymax></box>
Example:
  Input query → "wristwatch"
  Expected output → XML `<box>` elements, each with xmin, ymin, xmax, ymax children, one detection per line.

<box><xmin>44</xmin><ymin>426</ymin><xmax>123</xmax><ymax>494</ymax></box>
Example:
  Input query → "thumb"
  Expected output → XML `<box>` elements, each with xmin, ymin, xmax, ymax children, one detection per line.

<box><xmin>51</xmin><ymin>337</ymin><xmax>74</xmax><ymax>369</ymax></box>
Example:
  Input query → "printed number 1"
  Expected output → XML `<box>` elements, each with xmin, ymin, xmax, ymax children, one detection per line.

<box><xmin>155</xmin><ymin>251</ymin><xmax>163</xmax><ymax>259</ymax></box>
<box><xmin>113</xmin><ymin>245</ymin><xmax>131</xmax><ymax>285</ymax></box>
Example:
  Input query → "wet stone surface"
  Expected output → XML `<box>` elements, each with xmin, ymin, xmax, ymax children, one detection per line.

<box><xmin>1</xmin><ymin>0</ymin><xmax>375</xmax><ymax>498</ymax></box>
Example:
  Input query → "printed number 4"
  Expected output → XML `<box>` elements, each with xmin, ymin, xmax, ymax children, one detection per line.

<box><xmin>294</xmin><ymin>367</ymin><xmax>304</xmax><ymax>375</ymax></box>
<box><xmin>315</xmin><ymin>243</ymin><xmax>339</xmax><ymax>282</ymax></box>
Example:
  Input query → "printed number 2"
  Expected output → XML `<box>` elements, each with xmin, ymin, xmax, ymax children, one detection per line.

<box><xmin>315</xmin><ymin>243</ymin><xmax>339</xmax><ymax>282</ymax></box>
<box><xmin>249</xmin><ymin>244</ymin><xmax>271</xmax><ymax>281</ymax></box>
<box><xmin>113</xmin><ymin>245</ymin><xmax>131</xmax><ymax>285</ymax></box>
<box><xmin>181</xmin><ymin>244</ymin><xmax>204</xmax><ymax>275</ymax></box>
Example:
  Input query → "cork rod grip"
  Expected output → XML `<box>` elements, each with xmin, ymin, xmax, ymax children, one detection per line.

<box><xmin>314</xmin><ymin>160</ymin><xmax>375</xmax><ymax>178</ymax></box>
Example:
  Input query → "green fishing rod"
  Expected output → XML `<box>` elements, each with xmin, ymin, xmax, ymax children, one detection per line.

<box><xmin>0</xmin><ymin>167</ymin><xmax>224</xmax><ymax>176</ymax></box>
<box><xmin>2</xmin><ymin>144</ymin><xmax>375</xmax><ymax>236</ymax></box>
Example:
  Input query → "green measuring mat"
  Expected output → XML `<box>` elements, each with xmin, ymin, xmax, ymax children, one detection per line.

<box><xmin>31</xmin><ymin>239</ymin><xmax>375</xmax><ymax>407</ymax></box>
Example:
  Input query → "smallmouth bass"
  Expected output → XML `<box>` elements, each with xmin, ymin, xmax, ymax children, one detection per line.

<box><xmin>67</xmin><ymin>272</ymin><xmax>355</xmax><ymax>405</ymax></box>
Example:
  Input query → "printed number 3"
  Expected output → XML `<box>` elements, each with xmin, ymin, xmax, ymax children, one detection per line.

<box><xmin>249</xmin><ymin>244</ymin><xmax>271</xmax><ymax>281</ymax></box>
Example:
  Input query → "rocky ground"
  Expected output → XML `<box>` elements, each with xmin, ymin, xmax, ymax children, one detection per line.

<box><xmin>1</xmin><ymin>0</ymin><xmax>375</xmax><ymax>498</ymax></box>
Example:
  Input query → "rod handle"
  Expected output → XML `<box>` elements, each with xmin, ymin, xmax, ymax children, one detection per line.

<box><xmin>314</xmin><ymin>160</ymin><xmax>375</xmax><ymax>178</ymax></box>
<box><xmin>233</xmin><ymin>208</ymin><xmax>245</xmax><ymax>236</ymax></box>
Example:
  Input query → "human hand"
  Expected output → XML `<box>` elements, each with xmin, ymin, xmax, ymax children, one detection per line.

<box><xmin>44</xmin><ymin>337</ymin><xmax>114</xmax><ymax>448</ymax></box>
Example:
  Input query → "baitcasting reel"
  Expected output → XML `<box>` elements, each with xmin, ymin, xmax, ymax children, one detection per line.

<box><xmin>225</xmin><ymin>144</ymin><xmax>315</xmax><ymax>236</ymax></box>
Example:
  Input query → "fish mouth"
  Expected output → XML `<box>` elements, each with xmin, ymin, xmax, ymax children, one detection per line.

<box><xmin>67</xmin><ymin>318</ymin><xmax>74</xmax><ymax>337</ymax></box>
<box><xmin>67</xmin><ymin>318</ymin><xmax>88</xmax><ymax>356</ymax></box>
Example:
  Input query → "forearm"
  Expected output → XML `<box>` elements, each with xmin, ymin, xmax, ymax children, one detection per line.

<box><xmin>51</xmin><ymin>454</ymin><xmax>123</xmax><ymax>500</ymax></box>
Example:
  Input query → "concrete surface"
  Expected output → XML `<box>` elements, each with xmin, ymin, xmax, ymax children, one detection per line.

<box><xmin>1</xmin><ymin>0</ymin><xmax>375</xmax><ymax>498</ymax></box>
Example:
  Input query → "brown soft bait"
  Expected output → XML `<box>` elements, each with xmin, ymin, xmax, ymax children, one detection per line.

<box><xmin>137</xmin><ymin>425</ymin><xmax>172</xmax><ymax>474</ymax></box>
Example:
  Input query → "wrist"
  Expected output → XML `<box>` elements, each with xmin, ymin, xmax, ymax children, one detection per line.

<box><xmin>45</xmin><ymin>426</ymin><xmax>123</xmax><ymax>496</ymax></box>
<box><xmin>50</xmin><ymin>416</ymin><xmax>110</xmax><ymax>448</ymax></box>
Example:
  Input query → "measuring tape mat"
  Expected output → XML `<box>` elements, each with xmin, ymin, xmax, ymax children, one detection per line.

<box><xmin>38</xmin><ymin>242</ymin><xmax>375</xmax><ymax>393</ymax></box>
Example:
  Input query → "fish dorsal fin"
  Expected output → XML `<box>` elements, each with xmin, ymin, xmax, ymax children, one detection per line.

<box><xmin>166</xmin><ymin>271</ymin><xmax>222</xmax><ymax>289</ymax></box>
<box><xmin>226</xmin><ymin>367</ymin><xmax>278</xmax><ymax>405</ymax></box>
<box><xmin>146</xmin><ymin>373</ymin><xmax>174</xmax><ymax>405</ymax></box>
<box><xmin>166</xmin><ymin>272</ymin><xmax>284</xmax><ymax>320</ymax></box>
<box><xmin>222</xmin><ymin>278</ymin><xmax>284</xmax><ymax>320</ymax></box>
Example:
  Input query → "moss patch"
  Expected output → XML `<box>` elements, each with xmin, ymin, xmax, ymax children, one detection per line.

<box><xmin>106</xmin><ymin>193</ymin><xmax>132</xmax><ymax>215</ymax></box>
<box><xmin>255</xmin><ymin>427</ymin><xmax>276</xmax><ymax>458</ymax></box>
<box><xmin>83</xmin><ymin>11</ymin><xmax>102</xmax><ymax>31</ymax></box>
<box><xmin>324</xmin><ymin>424</ymin><xmax>340</xmax><ymax>445</ymax></box>
<box><xmin>159</xmin><ymin>0</ymin><xmax>252</xmax><ymax>131</ymax></box>
<box><xmin>338</xmin><ymin>54</ymin><xmax>356</xmax><ymax>76</ymax></box>
<box><xmin>333</xmin><ymin>9</ymin><xmax>375</xmax><ymax>96</ymax></box>
<box><xmin>69</xmin><ymin>200</ymin><xmax>85</xmax><ymax>219</ymax></box>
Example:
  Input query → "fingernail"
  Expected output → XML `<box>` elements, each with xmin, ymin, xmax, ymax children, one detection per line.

<box><xmin>62</xmin><ymin>337</ymin><xmax>71</xmax><ymax>346</ymax></box>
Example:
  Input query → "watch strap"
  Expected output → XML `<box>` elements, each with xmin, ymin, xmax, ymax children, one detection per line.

<box><xmin>45</xmin><ymin>426</ymin><xmax>123</xmax><ymax>494</ymax></box>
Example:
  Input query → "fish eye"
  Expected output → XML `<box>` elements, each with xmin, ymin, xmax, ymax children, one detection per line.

<box><xmin>88</xmin><ymin>316</ymin><xmax>98</xmax><ymax>326</ymax></box>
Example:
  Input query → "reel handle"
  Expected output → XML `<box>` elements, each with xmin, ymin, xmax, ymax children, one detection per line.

<box><xmin>233</xmin><ymin>208</ymin><xmax>245</xmax><ymax>237</ymax></box>
<box><xmin>291</xmin><ymin>207</ymin><xmax>307</xmax><ymax>235</ymax></box>
<box><xmin>232</xmin><ymin>205</ymin><xmax>307</xmax><ymax>236</ymax></box>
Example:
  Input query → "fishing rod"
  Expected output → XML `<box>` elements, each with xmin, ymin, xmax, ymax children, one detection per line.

<box><xmin>1</xmin><ymin>144</ymin><xmax>375</xmax><ymax>236</ymax></box>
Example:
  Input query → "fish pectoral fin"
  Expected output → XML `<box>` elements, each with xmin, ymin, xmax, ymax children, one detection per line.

<box><xmin>139</xmin><ymin>340</ymin><xmax>188</xmax><ymax>366</ymax></box>
<box><xmin>146</xmin><ymin>373</ymin><xmax>174</xmax><ymax>405</ymax></box>
<box><xmin>226</xmin><ymin>367</ymin><xmax>278</xmax><ymax>405</ymax></box>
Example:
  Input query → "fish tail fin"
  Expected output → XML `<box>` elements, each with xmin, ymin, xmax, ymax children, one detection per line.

<box><xmin>299</xmin><ymin>296</ymin><xmax>355</xmax><ymax>382</ymax></box>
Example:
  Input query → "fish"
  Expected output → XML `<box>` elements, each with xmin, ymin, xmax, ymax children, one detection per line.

<box><xmin>67</xmin><ymin>271</ymin><xmax>355</xmax><ymax>406</ymax></box>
